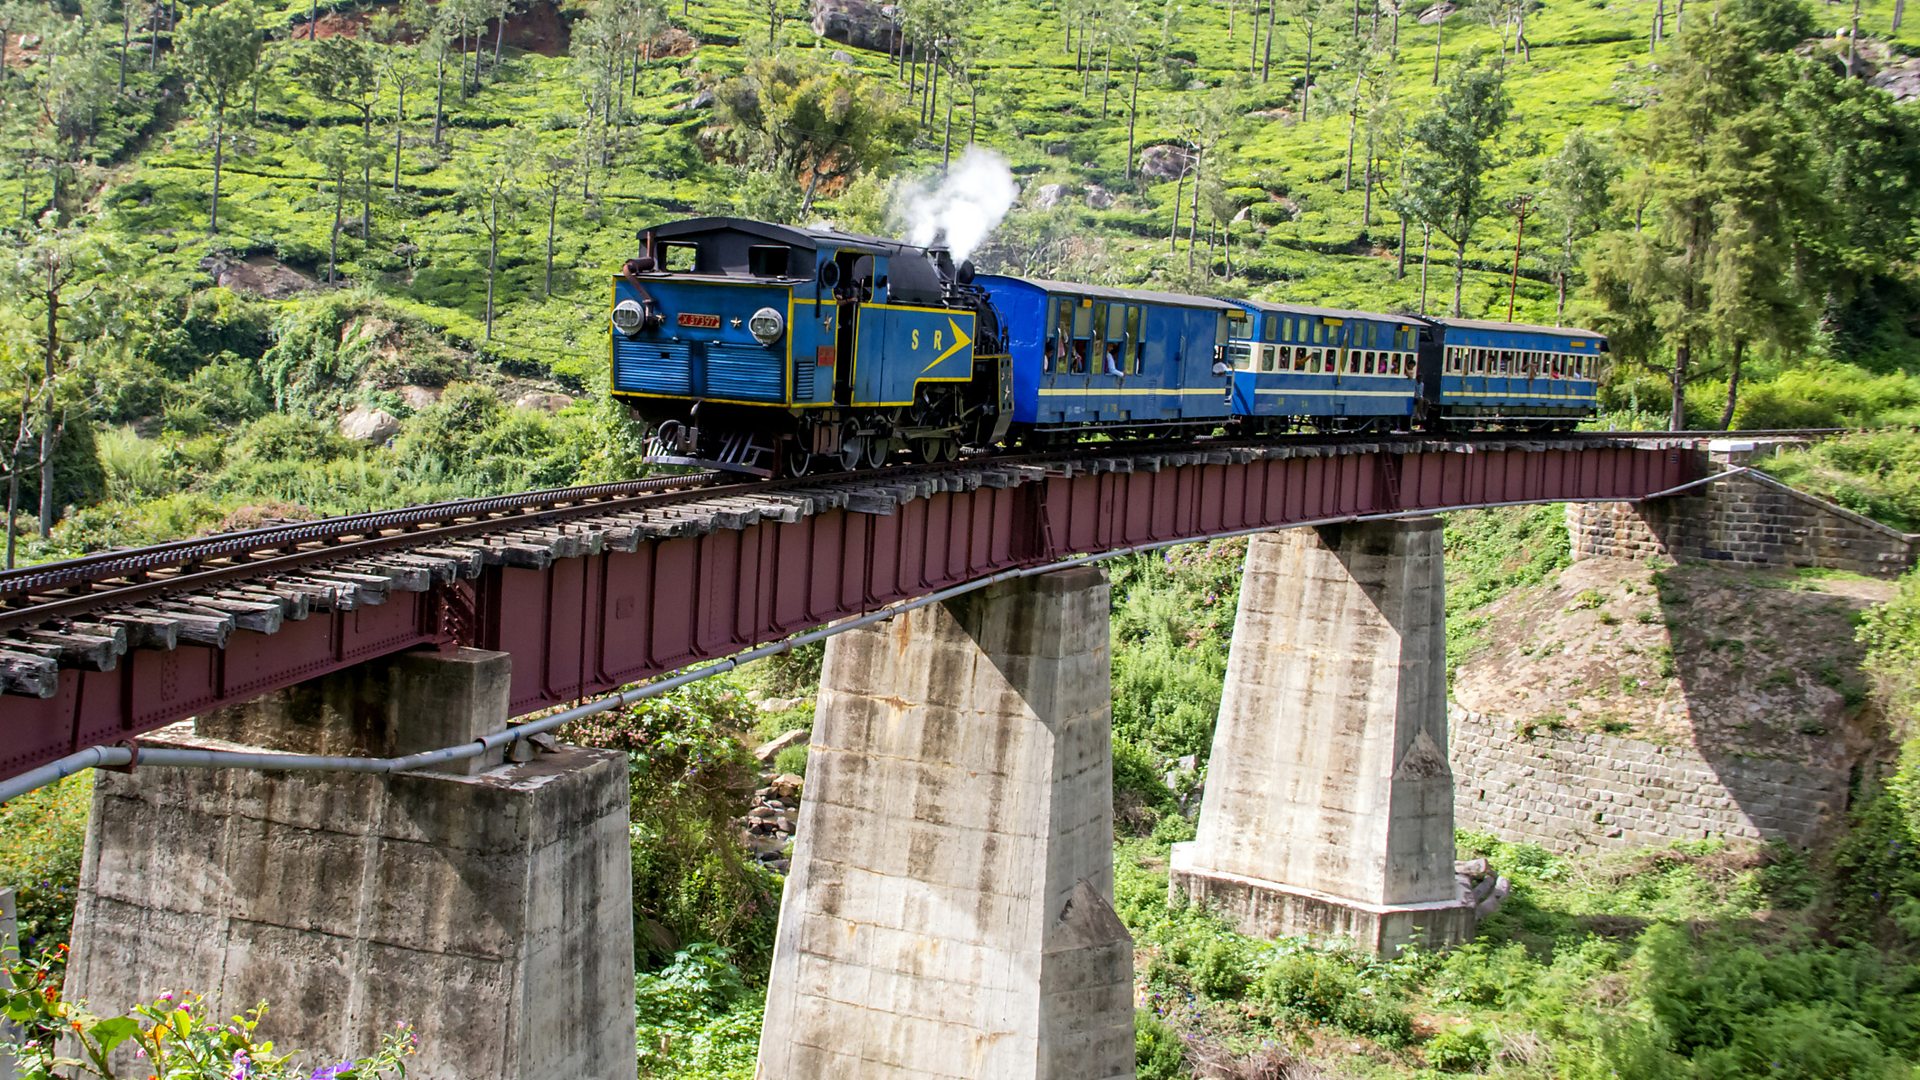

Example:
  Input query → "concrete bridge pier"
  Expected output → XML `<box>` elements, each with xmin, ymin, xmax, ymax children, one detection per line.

<box><xmin>1172</xmin><ymin>519</ymin><xmax>1477</xmax><ymax>954</ymax></box>
<box><xmin>758</xmin><ymin>567</ymin><xmax>1136</xmax><ymax>1080</ymax></box>
<box><xmin>64</xmin><ymin>648</ymin><xmax>636</xmax><ymax>1080</ymax></box>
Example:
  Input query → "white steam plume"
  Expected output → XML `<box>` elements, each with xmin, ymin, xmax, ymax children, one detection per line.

<box><xmin>892</xmin><ymin>146</ymin><xmax>1019</xmax><ymax>264</ymax></box>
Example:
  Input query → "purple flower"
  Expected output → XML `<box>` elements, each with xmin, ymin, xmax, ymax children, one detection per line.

<box><xmin>308</xmin><ymin>1063</ymin><xmax>353</xmax><ymax>1080</ymax></box>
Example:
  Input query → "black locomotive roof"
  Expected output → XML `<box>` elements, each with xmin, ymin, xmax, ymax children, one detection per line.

<box><xmin>985</xmin><ymin>275</ymin><xmax>1239</xmax><ymax>312</ymax></box>
<box><xmin>1427</xmin><ymin>315</ymin><xmax>1606</xmax><ymax>339</ymax></box>
<box><xmin>643</xmin><ymin>216</ymin><xmax>934</xmax><ymax>259</ymax></box>
<box><xmin>1229</xmin><ymin>297</ymin><xmax>1428</xmax><ymax>329</ymax></box>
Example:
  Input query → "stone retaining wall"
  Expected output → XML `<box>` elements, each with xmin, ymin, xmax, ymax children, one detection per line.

<box><xmin>1567</xmin><ymin>444</ymin><xmax>1918</xmax><ymax>578</ymax></box>
<box><xmin>1449</xmin><ymin>705</ymin><xmax>1854</xmax><ymax>852</ymax></box>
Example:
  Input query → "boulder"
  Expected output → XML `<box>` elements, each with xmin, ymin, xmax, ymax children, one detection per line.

<box><xmin>339</xmin><ymin>406</ymin><xmax>401</xmax><ymax>444</ymax></box>
<box><xmin>810</xmin><ymin>0</ymin><xmax>897</xmax><ymax>54</ymax></box>
<box><xmin>675</xmin><ymin>87</ymin><xmax>714</xmax><ymax>111</ymax></box>
<box><xmin>398</xmin><ymin>384</ymin><xmax>442</xmax><ymax>410</ymax></box>
<box><xmin>768</xmin><ymin>773</ymin><xmax>805</xmax><ymax>800</ymax></box>
<box><xmin>1031</xmin><ymin>182</ymin><xmax>1067</xmax><ymax>209</ymax></box>
<box><xmin>514</xmin><ymin>391</ymin><xmax>575</xmax><ymax>413</ymax></box>
<box><xmin>754</xmin><ymin>728</ymin><xmax>811</xmax><ymax>762</ymax></box>
<box><xmin>831</xmin><ymin>49</ymin><xmax>855</xmax><ymax>63</ymax></box>
<box><xmin>1418</xmin><ymin>1</ymin><xmax>1456</xmax><ymax>23</ymax></box>
<box><xmin>209</xmin><ymin>256</ymin><xmax>315</xmax><ymax>300</ymax></box>
<box><xmin>1084</xmin><ymin>184</ymin><xmax>1114</xmax><ymax>210</ymax></box>
<box><xmin>1137</xmin><ymin>144</ymin><xmax>1194</xmax><ymax>180</ymax></box>
<box><xmin>1871</xmin><ymin>58</ymin><xmax>1920</xmax><ymax>103</ymax></box>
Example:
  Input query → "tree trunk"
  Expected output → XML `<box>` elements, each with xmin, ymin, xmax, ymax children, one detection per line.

<box><xmin>1263</xmin><ymin>0</ymin><xmax>1277</xmax><ymax>79</ymax></box>
<box><xmin>434</xmin><ymin>47</ymin><xmax>446</xmax><ymax>145</ymax></box>
<box><xmin>361</xmin><ymin>113</ymin><xmax>373</xmax><ymax>241</ymax></box>
<box><xmin>1670</xmin><ymin>340</ymin><xmax>1689</xmax><ymax>430</ymax></box>
<box><xmin>1419</xmin><ymin>224</ymin><xmax>1432</xmax><ymax>314</ymax></box>
<box><xmin>930</xmin><ymin>45</ymin><xmax>941</xmax><ymax>124</ymax></box>
<box><xmin>493</xmin><ymin>6</ymin><xmax>505</xmax><ymax>77</ymax></box>
<box><xmin>1342</xmin><ymin>85</ymin><xmax>1360</xmax><ymax>191</ymax></box>
<box><xmin>545</xmin><ymin>193</ymin><xmax>557</xmax><ymax>297</ymax></box>
<box><xmin>119</xmin><ymin>8</ymin><xmax>129</xmax><ymax>92</ymax></box>
<box><xmin>801</xmin><ymin>165</ymin><xmax>824</xmax><ymax>212</ymax></box>
<box><xmin>1451</xmin><ymin>233</ymin><xmax>1467</xmax><ymax>316</ymax></box>
<box><xmin>1188</xmin><ymin>147</ymin><xmax>1201</xmax><ymax>272</ymax></box>
<box><xmin>1847</xmin><ymin>0</ymin><xmax>1861</xmax><ymax>76</ymax></box>
<box><xmin>328</xmin><ymin>189</ymin><xmax>341</xmax><ymax>283</ymax></box>
<box><xmin>37</xmin><ymin>280</ymin><xmax>56</xmax><ymax>539</ymax></box>
<box><xmin>393</xmin><ymin>84</ymin><xmax>405</xmax><ymax>192</ymax></box>
<box><xmin>1396</xmin><ymin>214</ymin><xmax>1409</xmax><ymax>278</ymax></box>
<box><xmin>1719</xmin><ymin>338</ymin><xmax>1744</xmax><ymax>430</ymax></box>
<box><xmin>1896</xmin><ymin>0</ymin><xmax>1906</xmax><ymax>33</ymax></box>
<box><xmin>1361</xmin><ymin>129</ymin><xmax>1375</xmax><ymax>227</ymax></box>
<box><xmin>908</xmin><ymin>39</ymin><xmax>918</xmax><ymax>102</ymax></box>
<box><xmin>485</xmin><ymin>197</ymin><xmax>498</xmax><ymax>340</ymax></box>
<box><xmin>969</xmin><ymin>81</ymin><xmax>979</xmax><ymax>144</ymax></box>
<box><xmin>1125</xmin><ymin>57</ymin><xmax>1141</xmax><ymax>178</ymax></box>
<box><xmin>1516</xmin><ymin>6</ymin><xmax>1530</xmax><ymax>61</ymax></box>
<box><xmin>942</xmin><ymin>94</ymin><xmax>953</xmax><ymax>166</ymax></box>
<box><xmin>1251</xmin><ymin>1</ymin><xmax>1260</xmax><ymax>72</ymax></box>
<box><xmin>1170</xmin><ymin>167</ymin><xmax>1185</xmax><ymax>251</ymax></box>
<box><xmin>1303</xmin><ymin>28</ymin><xmax>1315</xmax><ymax>115</ymax></box>
<box><xmin>1556</xmin><ymin>233</ymin><xmax>1572</xmax><ymax>323</ymax></box>
<box><xmin>1652</xmin><ymin>0</ymin><xmax>1663</xmax><ymax>50</ymax></box>
<box><xmin>1432</xmin><ymin>17</ymin><xmax>1443</xmax><ymax>84</ymax></box>
<box><xmin>209</xmin><ymin>105</ymin><xmax>225</xmax><ymax>233</ymax></box>
<box><xmin>310</xmin><ymin>0</ymin><xmax>319</xmax><ymax>39</ymax></box>
<box><xmin>5</xmin><ymin>452</ymin><xmax>19</xmax><ymax>570</ymax></box>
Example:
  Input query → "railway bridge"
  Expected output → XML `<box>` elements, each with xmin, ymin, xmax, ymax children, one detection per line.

<box><xmin>0</xmin><ymin>434</ymin><xmax>1722</xmax><ymax>1079</ymax></box>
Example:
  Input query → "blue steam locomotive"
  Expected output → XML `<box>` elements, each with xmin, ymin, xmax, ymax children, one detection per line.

<box><xmin>610</xmin><ymin>217</ymin><xmax>1604</xmax><ymax>476</ymax></box>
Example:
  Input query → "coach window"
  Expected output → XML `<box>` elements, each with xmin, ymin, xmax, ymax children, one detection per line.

<box><xmin>1045</xmin><ymin>297</ymin><xmax>1072</xmax><ymax>373</ymax></box>
<box><xmin>1070</xmin><ymin>300</ymin><xmax>1095</xmax><ymax>373</ymax></box>
<box><xmin>1262</xmin><ymin>316</ymin><xmax>1280</xmax><ymax>343</ymax></box>
<box><xmin>1124</xmin><ymin>306</ymin><xmax>1144</xmax><ymax>372</ymax></box>
<box><xmin>1089</xmin><ymin>302</ymin><xmax>1112</xmax><ymax>373</ymax></box>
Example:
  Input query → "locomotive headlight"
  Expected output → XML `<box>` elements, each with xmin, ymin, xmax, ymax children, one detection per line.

<box><xmin>612</xmin><ymin>299</ymin><xmax>647</xmax><ymax>337</ymax></box>
<box><xmin>748</xmin><ymin>307</ymin><xmax>785</xmax><ymax>346</ymax></box>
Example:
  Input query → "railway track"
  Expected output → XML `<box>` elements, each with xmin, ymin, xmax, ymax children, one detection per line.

<box><xmin>0</xmin><ymin>428</ymin><xmax>1823</xmax><ymax>697</ymax></box>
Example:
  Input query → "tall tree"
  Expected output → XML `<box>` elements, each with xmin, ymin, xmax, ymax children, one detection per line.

<box><xmin>1538</xmin><ymin>130</ymin><xmax>1616</xmax><ymax>324</ymax></box>
<box><xmin>534</xmin><ymin>148</ymin><xmax>577</xmax><ymax>297</ymax></box>
<box><xmin>308</xmin><ymin>128</ymin><xmax>376</xmax><ymax>284</ymax></box>
<box><xmin>295</xmin><ymin>36</ymin><xmax>382</xmax><ymax>241</ymax></box>
<box><xmin>1404</xmin><ymin>53</ymin><xmax>1510</xmax><ymax>316</ymax></box>
<box><xmin>177</xmin><ymin>0</ymin><xmax>264</xmax><ymax>234</ymax></box>
<box><xmin>1587</xmin><ymin>0</ymin><xmax>1822</xmax><ymax>430</ymax></box>
<box><xmin>461</xmin><ymin>132</ymin><xmax>529</xmax><ymax>340</ymax></box>
<box><xmin>711</xmin><ymin>54</ymin><xmax>912</xmax><ymax>214</ymax></box>
<box><xmin>1288</xmin><ymin>0</ymin><xmax>1333</xmax><ymax>117</ymax></box>
<box><xmin>370</xmin><ymin>10</ymin><xmax>422</xmax><ymax>194</ymax></box>
<box><xmin>4</xmin><ymin>217</ymin><xmax>96</xmax><ymax>543</ymax></box>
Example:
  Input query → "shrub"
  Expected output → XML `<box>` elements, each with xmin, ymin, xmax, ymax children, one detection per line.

<box><xmin>1426</xmin><ymin>1026</ymin><xmax>1493</xmax><ymax>1072</ymax></box>
<box><xmin>634</xmin><ymin>943</ymin><xmax>761</xmax><ymax>1080</ymax></box>
<box><xmin>1135</xmin><ymin>1010</ymin><xmax>1186</xmax><ymax>1080</ymax></box>
<box><xmin>0</xmin><ymin>775</ymin><xmax>90</xmax><ymax>958</ymax></box>
<box><xmin>1255</xmin><ymin>950</ymin><xmax>1414</xmax><ymax>1047</ymax></box>
<box><xmin>771</xmin><ymin>744</ymin><xmax>809</xmax><ymax>777</ymax></box>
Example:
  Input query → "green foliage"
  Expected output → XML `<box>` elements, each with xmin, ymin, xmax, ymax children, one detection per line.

<box><xmin>0</xmin><ymin>774</ymin><xmax>90</xmax><ymax>958</ymax></box>
<box><xmin>1765</xmin><ymin>433</ymin><xmax>1920</xmax><ymax>533</ymax></box>
<box><xmin>1109</xmin><ymin>540</ymin><xmax>1244</xmax><ymax>764</ymax></box>
<box><xmin>563</xmin><ymin>676</ymin><xmax>780</xmax><ymax>974</ymax></box>
<box><xmin>1134</xmin><ymin>1010</ymin><xmax>1185</xmax><ymax>1080</ymax></box>
<box><xmin>634</xmin><ymin>944</ymin><xmax>762</xmax><ymax>1080</ymax></box>
<box><xmin>1443</xmin><ymin>504</ymin><xmax>1571</xmax><ymax>673</ymax></box>
<box><xmin>770</xmin><ymin>744</ymin><xmax>808</xmax><ymax>777</ymax></box>
<box><xmin>1255</xmin><ymin>950</ymin><xmax>1415</xmax><ymax>1046</ymax></box>
<box><xmin>1425</xmin><ymin>1025</ymin><xmax>1492</xmax><ymax>1072</ymax></box>
<box><xmin>2</xmin><ymin>949</ymin><xmax>418</xmax><ymax>1079</ymax></box>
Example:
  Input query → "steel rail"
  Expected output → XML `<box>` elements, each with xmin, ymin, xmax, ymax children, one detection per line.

<box><xmin>0</xmin><ymin>427</ymin><xmax>1836</xmax><ymax>633</ymax></box>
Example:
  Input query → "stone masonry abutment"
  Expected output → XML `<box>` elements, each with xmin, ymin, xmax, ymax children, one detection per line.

<box><xmin>65</xmin><ymin>648</ymin><xmax>637</xmax><ymax>1080</ymax></box>
<box><xmin>757</xmin><ymin>566</ymin><xmax>1136</xmax><ymax>1080</ymax></box>
<box><xmin>1173</xmin><ymin>519</ymin><xmax>1476</xmax><ymax>954</ymax></box>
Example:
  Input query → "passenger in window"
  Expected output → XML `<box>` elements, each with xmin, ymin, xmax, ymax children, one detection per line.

<box><xmin>1105</xmin><ymin>342</ymin><xmax>1124</xmax><ymax>376</ymax></box>
<box><xmin>1072</xmin><ymin>340</ymin><xmax>1089</xmax><ymax>374</ymax></box>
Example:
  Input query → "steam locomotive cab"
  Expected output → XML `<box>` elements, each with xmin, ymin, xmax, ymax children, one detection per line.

<box><xmin>610</xmin><ymin>217</ymin><xmax>1006</xmax><ymax>476</ymax></box>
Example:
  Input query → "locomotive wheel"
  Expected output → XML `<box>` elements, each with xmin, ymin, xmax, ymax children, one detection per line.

<box><xmin>863</xmin><ymin>436</ymin><xmax>890</xmax><ymax>469</ymax></box>
<box><xmin>784</xmin><ymin>441</ymin><xmax>816</xmax><ymax>477</ymax></box>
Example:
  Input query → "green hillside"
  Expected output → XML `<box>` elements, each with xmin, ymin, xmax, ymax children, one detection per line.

<box><xmin>0</xmin><ymin>0</ymin><xmax>1916</xmax><ymax>561</ymax></box>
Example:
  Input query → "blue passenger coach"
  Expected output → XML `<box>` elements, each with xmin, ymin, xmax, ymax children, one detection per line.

<box><xmin>1223</xmin><ymin>300</ymin><xmax>1424</xmax><ymax>431</ymax></box>
<box><xmin>1428</xmin><ymin>318</ymin><xmax>1605</xmax><ymax>430</ymax></box>
<box><xmin>977</xmin><ymin>275</ymin><xmax>1237</xmax><ymax>440</ymax></box>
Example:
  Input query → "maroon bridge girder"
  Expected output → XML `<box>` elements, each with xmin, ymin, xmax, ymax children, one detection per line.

<box><xmin>0</xmin><ymin>442</ymin><xmax>1695</xmax><ymax>785</ymax></box>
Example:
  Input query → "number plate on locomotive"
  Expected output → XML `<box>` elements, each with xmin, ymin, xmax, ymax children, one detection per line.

<box><xmin>677</xmin><ymin>313</ymin><xmax>722</xmax><ymax>329</ymax></box>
